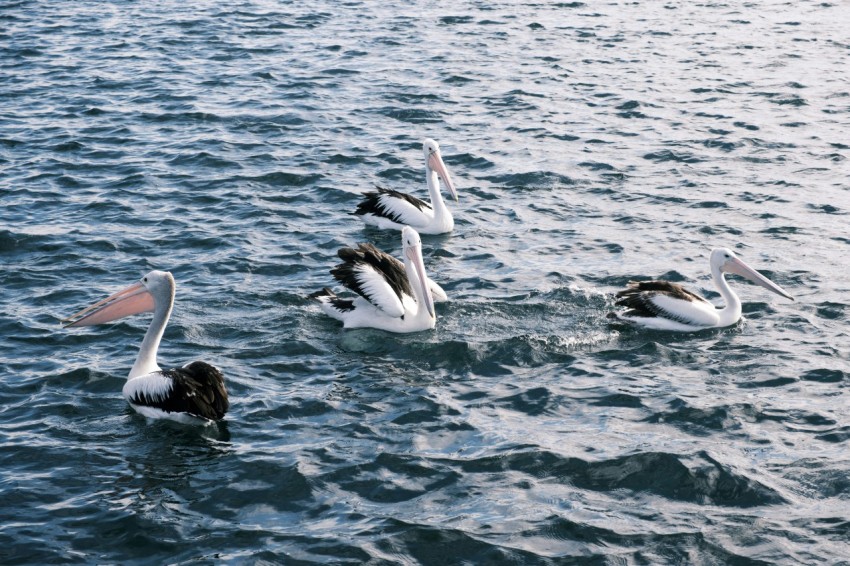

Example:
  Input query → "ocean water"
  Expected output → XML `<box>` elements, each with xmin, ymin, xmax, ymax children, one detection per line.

<box><xmin>2</xmin><ymin>0</ymin><xmax>849</xmax><ymax>563</ymax></box>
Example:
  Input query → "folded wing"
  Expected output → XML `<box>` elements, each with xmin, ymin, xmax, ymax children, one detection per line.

<box><xmin>615</xmin><ymin>280</ymin><xmax>720</xmax><ymax>327</ymax></box>
<box><xmin>354</xmin><ymin>187</ymin><xmax>433</xmax><ymax>226</ymax></box>
<box><xmin>124</xmin><ymin>361</ymin><xmax>229</xmax><ymax>421</ymax></box>
<box><xmin>331</xmin><ymin>243</ymin><xmax>412</xmax><ymax>318</ymax></box>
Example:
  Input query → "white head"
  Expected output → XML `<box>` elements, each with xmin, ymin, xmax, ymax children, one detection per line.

<box><xmin>710</xmin><ymin>248</ymin><xmax>793</xmax><ymax>300</ymax></box>
<box><xmin>401</xmin><ymin>226</ymin><xmax>436</xmax><ymax>318</ymax></box>
<box><xmin>422</xmin><ymin>138</ymin><xmax>458</xmax><ymax>202</ymax></box>
<box><xmin>140</xmin><ymin>270</ymin><xmax>176</xmax><ymax>304</ymax></box>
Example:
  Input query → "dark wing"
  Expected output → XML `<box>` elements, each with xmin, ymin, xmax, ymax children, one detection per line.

<box><xmin>329</xmin><ymin>243</ymin><xmax>410</xmax><ymax>317</ymax></box>
<box><xmin>128</xmin><ymin>362</ymin><xmax>228</xmax><ymax>421</ymax></box>
<box><xmin>353</xmin><ymin>186</ymin><xmax>432</xmax><ymax>224</ymax></box>
<box><xmin>615</xmin><ymin>280</ymin><xmax>715</xmax><ymax>324</ymax></box>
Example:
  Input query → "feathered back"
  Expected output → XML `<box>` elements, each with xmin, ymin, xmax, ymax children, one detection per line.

<box><xmin>149</xmin><ymin>362</ymin><xmax>229</xmax><ymax>421</ymax></box>
<box><xmin>353</xmin><ymin>186</ymin><xmax>432</xmax><ymax>224</ymax></box>
<box><xmin>615</xmin><ymin>280</ymin><xmax>709</xmax><ymax>320</ymax></box>
<box><xmin>332</xmin><ymin>243</ymin><xmax>412</xmax><ymax>303</ymax></box>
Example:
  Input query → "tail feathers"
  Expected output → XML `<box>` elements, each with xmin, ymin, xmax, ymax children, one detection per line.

<box><xmin>310</xmin><ymin>287</ymin><xmax>355</xmax><ymax>318</ymax></box>
<box><xmin>309</xmin><ymin>287</ymin><xmax>336</xmax><ymax>300</ymax></box>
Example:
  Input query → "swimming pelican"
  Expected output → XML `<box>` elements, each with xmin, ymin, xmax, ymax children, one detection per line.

<box><xmin>63</xmin><ymin>270</ymin><xmax>228</xmax><ymax>424</ymax></box>
<box><xmin>312</xmin><ymin>226</ymin><xmax>437</xmax><ymax>332</ymax></box>
<box><xmin>353</xmin><ymin>138</ymin><xmax>458</xmax><ymax>235</ymax></box>
<box><xmin>611</xmin><ymin>247</ymin><xmax>793</xmax><ymax>331</ymax></box>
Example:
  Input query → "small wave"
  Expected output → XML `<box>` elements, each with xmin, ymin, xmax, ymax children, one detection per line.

<box><xmin>800</xmin><ymin>368</ymin><xmax>846</xmax><ymax>383</ymax></box>
<box><xmin>240</xmin><ymin>171</ymin><xmax>323</xmax><ymax>187</ymax></box>
<box><xmin>816</xmin><ymin>427</ymin><xmax>850</xmax><ymax>443</ymax></box>
<box><xmin>481</xmin><ymin>171</ymin><xmax>576</xmax><ymax>189</ymax></box>
<box><xmin>440</xmin><ymin>15</ymin><xmax>474</xmax><ymax>25</ymax></box>
<box><xmin>702</xmin><ymin>138</ymin><xmax>743</xmax><ymax>152</ymax></box>
<box><xmin>643</xmin><ymin>149</ymin><xmax>703</xmax><ymax>164</ymax></box>
<box><xmin>733</xmin><ymin>121</ymin><xmax>760</xmax><ymax>131</ymax></box>
<box><xmin>167</xmin><ymin>152</ymin><xmax>241</xmax><ymax>169</ymax></box>
<box><xmin>377</xmin><ymin>107</ymin><xmax>444</xmax><ymax>124</ymax></box>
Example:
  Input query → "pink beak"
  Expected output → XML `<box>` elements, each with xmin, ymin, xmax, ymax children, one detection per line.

<box><xmin>428</xmin><ymin>151</ymin><xmax>458</xmax><ymax>202</ymax></box>
<box><xmin>723</xmin><ymin>257</ymin><xmax>794</xmax><ymax>301</ymax></box>
<box><xmin>63</xmin><ymin>281</ymin><xmax>155</xmax><ymax>327</ymax></box>
<box><xmin>405</xmin><ymin>244</ymin><xmax>436</xmax><ymax>318</ymax></box>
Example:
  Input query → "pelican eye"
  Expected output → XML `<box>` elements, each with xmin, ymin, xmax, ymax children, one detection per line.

<box><xmin>143</xmin><ymin>277</ymin><xmax>148</xmax><ymax>282</ymax></box>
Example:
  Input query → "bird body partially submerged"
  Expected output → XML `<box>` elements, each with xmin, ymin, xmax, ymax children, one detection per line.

<box><xmin>611</xmin><ymin>248</ymin><xmax>793</xmax><ymax>331</ymax></box>
<box><xmin>354</xmin><ymin>139</ymin><xmax>458</xmax><ymax>235</ymax></box>
<box><xmin>64</xmin><ymin>271</ymin><xmax>228</xmax><ymax>424</ymax></box>
<box><xmin>313</xmin><ymin>227</ymin><xmax>438</xmax><ymax>333</ymax></box>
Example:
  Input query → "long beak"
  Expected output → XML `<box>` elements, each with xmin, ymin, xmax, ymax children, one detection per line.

<box><xmin>724</xmin><ymin>257</ymin><xmax>794</xmax><ymax>301</ymax></box>
<box><xmin>62</xmin><ymin>281</ymin><xmax>155</xmax><ymax>327</ymax></box>
<box><xmin>428</xmin><ymin>151</ymin><xmax>458</xmax><ymax>202</ymax></box>
<box><xmin>406</xmin><ymin>245</ymin><xmax>436</xmax><ymax>318</ymax></box>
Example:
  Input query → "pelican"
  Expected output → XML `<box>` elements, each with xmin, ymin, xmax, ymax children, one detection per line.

<box><xmin>312</xmin><ymin>226</ymin><xmax>437</xmax><ymax>332</ymax></box>
<box><xmin>63</xmin><ymin>270</ymin><xmax>228</xmax><ymax>424</ymax></box>
<box><xmin>611</xmin><ymin>247</ymin><xmax>794</xmax><ymax>331</ymax></box>
<box><xmin>353</xmin><ymin>138</ymin><xmax>458</xmax><ymax>235</ymax></box>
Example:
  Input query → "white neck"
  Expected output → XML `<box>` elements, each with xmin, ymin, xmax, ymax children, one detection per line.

<box><xmin>403</xmin><ymin>252</ymin><xmax>432</xmax><ymax>322</ymax></box>
<box><xmin>128</xmin><ymin>290</ymin><xmax>173</xmax><ymax>379</ymax></box>
<box><xmin>426</xmin><ymin>167</ymin><xmax>452</xmax><ymax>230</ymax></box>
<box><xmin>712</xmin><ymin>266</ymin><xmax>742</xmax><ymax>327</ymax></box>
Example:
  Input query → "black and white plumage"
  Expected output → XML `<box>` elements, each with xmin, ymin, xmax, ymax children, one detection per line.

<box><xmin>610</xmin><ymin>248</ymin><xmax>794</xmax><ymax>332</ymax></box>
<box><xmin>64</xmin><ymin>270</ymin><xmax>229</xmax><ymax>424</ymax></box>
<box><xmin>355</xmin><ymin>187</ymin><xmax>432</xmax><ymax>225</ymax></box>
<box><xmin>615</xmin><ymin>281</ymin><xmax>714</xmax><ymax>324</ymax></box>
<box><xmin>313</xmin><ymin>226</ymin><xmax>437</xmax><ymax>332</ymax></box>
<box><xmin>124</xmin><ymin>362</ymin><xmax>228</xmax><ymax>423</ymax></box>
<box><xmin>353</xmin><ymin>139</ymin><xmax>458</xmax><ymax>235</ymax></box>
<box><xmin>334</xmin><ymin>241</ymin><xmax>447</xmax><ymax>303</ymax></box>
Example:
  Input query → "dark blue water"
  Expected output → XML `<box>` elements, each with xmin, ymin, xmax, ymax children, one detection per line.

<box><xmin>2</xmin><ymin>0</ymin><xmax>849</xmax><ymax>563</ymax></box>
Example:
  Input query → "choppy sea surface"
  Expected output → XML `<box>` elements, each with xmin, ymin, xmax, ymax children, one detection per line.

<box><xmin>2</xmin><ymin>0</ymin><xmax>849</xmax><ymax>563</ymax></box>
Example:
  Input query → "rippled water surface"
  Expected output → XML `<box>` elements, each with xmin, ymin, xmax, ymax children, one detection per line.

<box><xmin>2</xmin><ymin>0</ymin><xmax>849</xmax><ymax>563</ymax></box>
